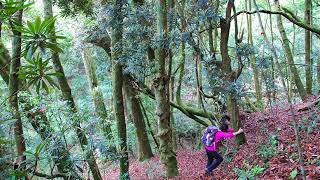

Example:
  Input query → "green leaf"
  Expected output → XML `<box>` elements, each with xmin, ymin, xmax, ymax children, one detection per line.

<box><xmin>26</xmin><ymin>20</ymin><xmax>35</xmax><ymax>34</ymax></box>
<box><xmin>42</xmin><ymin>80</ymin><xmax>49</xmax><ymax>93</ymax></box>
<box><xmin>35</xmin><ymin>138</ymin><xmax>49</xmax><ymax>156</ymax></box>
<box><xmin>36</xmin><ymin>80</ymin><xmax>41</xmax><ymax>95</ymax></box>
<box><xmin>290</xmin><ymin>169</ymin><xmax>298</xmax><ymax>179</ymax></box>
<box><xmin>46</xmin><ymin>44</ymin><xmax>63</xmax><ymax>53</ymax></box>
<box><xmin>34</xmin><ymin>17</ymin><xmax>42</xmax><ymax>33</ymax></box>
<box><xmin>24</xmin><ymin>150</ymin><xmax>34</xmax><ymax>156</ymax></box>
<box><xmin>45</xmin><ymin>76</ymin><xmax>60</xmax><ymax>89</ymax></box>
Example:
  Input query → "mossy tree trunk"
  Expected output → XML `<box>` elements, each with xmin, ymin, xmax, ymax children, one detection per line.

<box><xmin>154</xmin><ymin>0</ymin><xmax>179</xmax><ymax>177</ymax></box>
<box><xmin>247</xmin><ymin>0</ymin><xmax>262</xmax><ymax>106</ymax></box>
<box><xmin>82</xmin><ymin>48</ymin><xmax>115</xmax><ymax>152</ymax></box>
<box><xmin>9</xmin><ymin>8</ymin><xmax>27</xmax><ymax>176</ymax></box>
<box><xmin>275</xmin><ymin>2</ymin><xmax>307</xmax><ymax>100</ymax></box>
<box><xmin>305</xmin><ymin>0</ymin><xmax>312</xmax><ymax>94</ymax></box>
<box><xmin>110</xmin><ymin>0</ymin><xmax>129</xmax><ymax>179</ymax></box>
<box><xmin>0</xmin><ymin>41</ymin><xmax>10</xmax><ymax>84</ymax></box>
<box><xmin>123</xmin><ymin>76</ymin><xmax>153</xmax><ymax>161</ymax></box>
<box><xmin>42</xmin><ymin>1</ymin><xmax>102</xmax><ymax>179</ymax></box>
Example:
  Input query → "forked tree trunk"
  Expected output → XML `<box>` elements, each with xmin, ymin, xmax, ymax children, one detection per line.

<box><xmin>220</xmin><ymin>1</ymin><xmax>246</xmax><ymax>146</ymax></box>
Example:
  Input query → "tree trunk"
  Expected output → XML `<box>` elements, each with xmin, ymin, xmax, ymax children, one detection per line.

<box><xmin>123</xmin><ymin>76</ymin><xmax>153</xmax><ymax>161</ymax></box>
<box><xmin>42</xmin><ymin>1</ymin><xmax>102</xmax><ymax>179</ymax></box>
<box><xmin>0</xmin><ymin>41</ymin><xmax>10</xmax><ymax>84</ymax></box>
<box><xmin>247</xmin><ymin>0</ymin><xmax>262</xmax><ymax>105</ymax></box>
<box><xmin>220</xmin><ymin>1</ymin><xmax>246</xmax><ymax>146</ymax></box>
<box><xmin>305</xmin><ymin>0</ymin><xmax>312</xmax><ymax>94</ymax></box>
<box><xmin>267</xmin><ymin>0</ymin><xmax>276</xmax><ymax>101</ymax></box>
<box><xmin>318</xmin><ymin>55</ymin><xmax>320</xmax><ymax>89</ymax></box>
<box><xmin>213</xmin><ymin>0</ymin><xmax>220</xmax><ymax>52</ymax></box>
<box><xmin>9</xmin><ymin>8</ymin><xmax>27</xmax><ymax>177</ymax></box>
<box><xmin>2</xmin><ymin>37</ymin><xmax>75</xmax><ymax>179</ymax></box>
<box><xmin>82</xmin><ymin>48</ymin><xmax>115</xmax><ymax>151</ymax></box>
<box><xmin>154</xmin><ymin>0</ymin><xmax>178</xmax><ymax>177</ymax></box>
<box><xmin>275</xmin><ymin>3</ymin><xmax>307</xmax><ymax>100</ymax></box>
<box><xmin>110</xmin><ymin>0</ymin><xmax>129</xmax><ymax>179</ymax></box>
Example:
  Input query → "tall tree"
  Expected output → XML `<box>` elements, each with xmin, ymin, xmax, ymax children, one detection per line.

<box><xmin>123</xmin><ymin>76</ymin><xmax>153</xmax><ymax>161</ymax></box>
<box><xmin>8</xmin><ymin>7</ymin><xmax>27</xmax><ymax>177</ymax></box>
<box><xmin>275</xmin><ymin>0</ymin><xmax>307</xmax><ymax>100</ymax></box>
<box><xmin>110</xmin><ymin>0</ymin><xmax>129</xmax><ymax>178</ymax></box>
<box><xmin>81</xmin><ymin>47</ymin><xmax>115</xmax><ymax>152</ymax></box>
<box><xmin>246</xmin><ymin>0</ymin><xmax>262</xmax><ymax>106</ymax></box>
<box><xmin>0</xmin><ymin>41</ymin><xmax>10</xmax><ymax>84</ymax></box>
<box><xmin>42</xmin><ymin>0</ymin><xmax>102</xmax><ymax>179</ymax></box>
<box><xmin>305</xmin><ymin>0</ymin><xmax>312</xmax><ymax>94</ymax></box>
<box><xmin>154</xmin><ymin>0</ymin><xmax>179</xmax><ymax>177</ymax></box>
<box><xmin>220</xmin><ymin>1</ymin><xmax>246</xmax><ymax>146</ymax></box>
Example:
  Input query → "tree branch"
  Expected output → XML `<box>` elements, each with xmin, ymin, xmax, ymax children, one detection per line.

<box><xmin>32</xmin><ymin>171</ymin><xmax>67</xmax><ymax>179</ymax></box>
<box><xmin>233</xmin><ymin>10</ymin><xmax>320</xmax><ymax>36</ymax></box>
<box><xmin>132</xmin><ymin>80</ymin><xmax>210</xmax><ymax>126</ymax></box>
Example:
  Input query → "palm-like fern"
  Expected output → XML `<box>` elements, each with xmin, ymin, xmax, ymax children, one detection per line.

<box><xmin>15</xmin><ymin>16</ymin><xmax>65</xmax><ymax>58</ymax></box>
<box><xmin>18</xmin><ymin>54</ymin><xmax>61</xmax><ymax>94</ymax></box>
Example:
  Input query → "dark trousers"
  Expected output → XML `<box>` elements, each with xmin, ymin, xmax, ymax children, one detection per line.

<box><xmin>206</xmin><ymin>150</ymin><xmax>223</xmax><ymax>172</ymax></box>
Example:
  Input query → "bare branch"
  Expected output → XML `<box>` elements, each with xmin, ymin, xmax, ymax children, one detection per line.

<box><xmin>232</xmin><ymin>10</ymin><xmax>320</xmax><ymax>36</ymax></box>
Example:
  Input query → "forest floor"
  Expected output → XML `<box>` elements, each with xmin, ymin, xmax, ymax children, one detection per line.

<box><xmin>103</xmin><ymin>97</ymin><xmax>320</xmax><ymax>180</ymax></box>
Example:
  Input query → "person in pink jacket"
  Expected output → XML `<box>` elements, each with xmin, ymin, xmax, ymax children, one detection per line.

<box><xmin>205</xmin><ymin>115</ymin><xmax>244</xmax><ymax>175</ymax></box>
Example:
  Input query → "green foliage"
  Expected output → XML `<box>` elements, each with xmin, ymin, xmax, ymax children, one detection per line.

<box><xmin>15</xmin><ymin>16</ymin><xmax>65</xmax><ymax>57</ymax></box>
<box><xmin>233</xmin><ymin>161</ymin><xmax>265</xmax><ymax>180</ymax></box>
<box><xmin>0</xmin><ymin>0</ymin><xmax>33</xmax><ymax>22</ymax></box>
<box><xmin>53</xmin><ymin>0</ymin><xmax>94</xmax><ymax>17</ymax></box>
<box><xmin>18</xmin><ymin>54</ymin><xmax>61</xmax><ymax>94</ymax></box>
<box><xmin>289</xmin><ymin>169</ymin><xmax>298</xmax><ymax>179</ymax></box>
<box><xmin>25</xmin><ymin>138</ymin><xmax>49</xmax><ymax>157</ymax></box>
<box><xmin>257</xmin><ymin>134</ymin><xmax>278</xmax><ymax>160</ymax></box>
<box><xmin>298</xmin><ymin>114</ymin><xmax>319</xmax><ymax>134</ymax></box>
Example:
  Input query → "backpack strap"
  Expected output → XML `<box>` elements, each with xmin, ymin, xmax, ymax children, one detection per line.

<box><xmin>212</xmin><ymin>130</ymin><xmax>221</xmax><ymax>150</ymax></box>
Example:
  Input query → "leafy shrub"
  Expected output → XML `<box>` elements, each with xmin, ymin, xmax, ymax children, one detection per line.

<box><xmin>298</xmin><ymin>114</ymin><xmax>319</xmax><ymax>134</ymax></box>
<box><xmin>233</xmin><ymin>161</ymin><xmax>265</xmax><ymax>180</ymax></box>
<box><xmin>289</xmin><ymin>169</ymin><xmax>298</xmax><ymax>179</ymax></box>
<box><xmin>257</xmin><ymin>134</ymin><xmax>278</xmax><ymax>160</ymax></box>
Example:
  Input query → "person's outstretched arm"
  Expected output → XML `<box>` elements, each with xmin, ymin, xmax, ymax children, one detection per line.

<box><xmin>216</xmin><ymin>128</ymin><xmax>244</xmax><ymax>139</ymax></box>
<box><xmin>232</xmin><ymin>128</ymin><xmax>244</xmax><ymax>136</ymax></box>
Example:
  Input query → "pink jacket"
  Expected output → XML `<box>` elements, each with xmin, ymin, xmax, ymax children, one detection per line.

<box><xmin>205</xmin><ymin>128</ymin><xmax>234</xmax><ymax>151</ymax></box>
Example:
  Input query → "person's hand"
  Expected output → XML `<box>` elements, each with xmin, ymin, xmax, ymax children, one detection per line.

<box><xmin>238</xmin><ymin>128</ymin><xmax>244</xmax><ymax>134</ymax></box>
<box><xmin>233</xmin><ymin>128</ymin><xmax>244</xmax><ymax>136</ymax></box>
